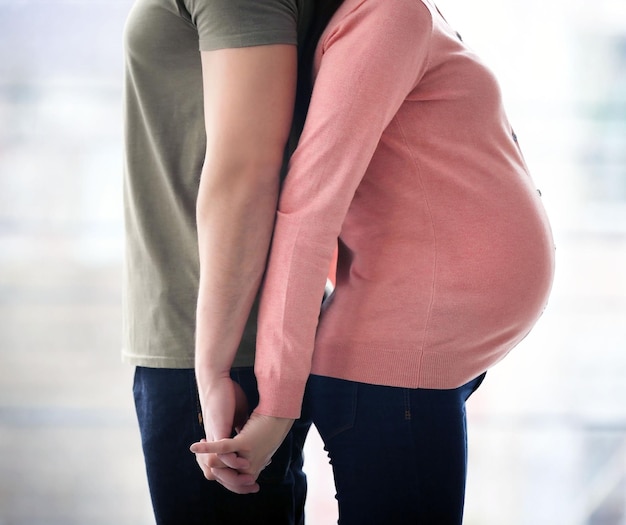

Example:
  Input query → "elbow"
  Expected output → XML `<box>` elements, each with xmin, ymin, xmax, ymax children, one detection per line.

<box><xmin>239</xmin><ymin>151</ymin><xmax>286</xmax><ymax>188</ymax></box>
<box><xmin>205</xmin><ymin>146</ymin><xmax>285</xmax><ymax>186</ymax></box>
<box><xmin>197</xmin><ymin>152</ymin><xmax>283</xmax><ymax>214</ymax></box>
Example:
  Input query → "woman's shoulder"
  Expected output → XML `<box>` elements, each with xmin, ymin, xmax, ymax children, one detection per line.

<box><xmin>322</xmin><ymin>0</ymin><xmax>434</xmax><ymax>44</ymax></box>
<box><xmin>333</xmin><ymin>0</ymin><xmax>434</xmax><ymax>19</ymax></box>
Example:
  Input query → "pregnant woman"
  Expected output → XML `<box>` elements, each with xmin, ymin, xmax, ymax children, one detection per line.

<box><xmin>193</xmin><ymin>1</ymin><xmax>555</xmax><ymax>523</ymax></box>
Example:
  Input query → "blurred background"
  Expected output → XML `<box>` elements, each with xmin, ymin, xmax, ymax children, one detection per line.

<box><xmin>0</xmin><ymin>0</ymin><xmax>624</xmax><ymax>523</ymax></box>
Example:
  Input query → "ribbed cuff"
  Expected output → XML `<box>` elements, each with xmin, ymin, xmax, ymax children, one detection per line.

<box><xmin>254</xmin><ymin>374</ymin><xmax>307</xmax><ymax>419</ymax></box>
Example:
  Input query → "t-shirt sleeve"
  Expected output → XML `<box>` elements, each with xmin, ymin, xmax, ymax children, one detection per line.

<box><xmin>182</xmin><ymin>0</ymin><xmax>298</xmax><ymax>51</ymax></box>
<box><xmin>254</xmin><ymin>0</ymin><xmax>434</xmax><ymax>418</ymax></box>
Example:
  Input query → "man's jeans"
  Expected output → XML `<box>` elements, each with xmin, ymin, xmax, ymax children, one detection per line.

<box><xmin>302</xmin><ymin>372</ymin><xmax>486</xmax><ymax>525</ymax></box>
<box><xmin>133</xmin><ymin>366</ymin><xmax>310</xmax><ymax>525</ymax></box>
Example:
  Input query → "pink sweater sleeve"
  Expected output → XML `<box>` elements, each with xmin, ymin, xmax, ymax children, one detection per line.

<box><xmin>254</xmin><ymin>0</ymin><xmax>434</xmax><ymax>418</ymax></box>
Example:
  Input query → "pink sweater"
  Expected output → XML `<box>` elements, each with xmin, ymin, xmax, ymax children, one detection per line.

<box><xmin>255</xmin><ymin>0</ymin><xmax>555</xmax><ymax>418</ymax></box>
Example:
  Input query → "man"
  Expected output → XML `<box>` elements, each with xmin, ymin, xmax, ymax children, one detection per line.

<box><xmin>122</xmin><ymin>1</ymin><xmax>313</xmax><ymax>523</ymax></box>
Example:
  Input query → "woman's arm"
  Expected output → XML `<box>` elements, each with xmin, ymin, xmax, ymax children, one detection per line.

<box><xmin>255</xmin><ymin>0</ymin><xmax>433</xmax><ymax>418</ymax></box>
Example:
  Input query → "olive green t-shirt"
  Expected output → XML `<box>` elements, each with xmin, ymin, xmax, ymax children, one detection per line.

<box><xmin>122</xmin><ymin>0</ymin><xmax>312</xmax><ymax>368</ymax></box>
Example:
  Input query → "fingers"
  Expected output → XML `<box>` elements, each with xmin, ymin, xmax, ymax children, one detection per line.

<box><xmin>193</xmin><ymin>453</ymin><xmax>260</xmax><ymax>494</ymax></box>
<box><xmin>211</xmin><ymin>467</ymin><xmax>260</xmax><ymax>495</ymax></box>
<box><xmin>195</xmin><ymin>452</ymin><xmax>217</xmax><ymax>481</ymax></box>
<box><xmin>216</xmin><ymin>452</ymin><xmax>250</xmax><ymax>470</ymax></box>
<box><xmin>191</xmin><ymin>438</ymin><xmax>253</xmax><ymax>490</ymax></box>
<box><xmin>190</xmin><ymin>437</ymin><xmax>241</xmax><ymax>456</ymax></box>
<box><xmin>196</xmin><ymin>450</ymin><xmax>250</xmax><ymax>471</ymax></box>
<box><xmin>195</xmin><ymin>460</ymin><xmax>258</xmax><ymax>494</ymax></box>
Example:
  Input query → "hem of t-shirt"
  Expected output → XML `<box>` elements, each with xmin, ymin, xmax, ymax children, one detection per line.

<box><xmin>199</xmin><ymin>30</ymin><xmax>297</xmax><ymax>51</ymax></box>
<box><xmin>121</xmin><ymin>350</ymin><xmax>255</xmax><ymax>369</ymax></box>
<box><xmin>122</xmin><ymin>351</ymin><xmax>195</xmax><ymax>369</ymax></box>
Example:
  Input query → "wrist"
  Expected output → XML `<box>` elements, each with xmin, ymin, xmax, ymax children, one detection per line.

<box><xmin>250</xmin><ymin>410</ymin><xmax>296</xmax><ymax>435</ymax></box>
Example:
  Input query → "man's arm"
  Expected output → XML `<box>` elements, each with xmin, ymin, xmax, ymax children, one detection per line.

<box><xmin>194</xmin><ymin>44</ymin><xmax>297</xmax><ymax>449</ymax></box>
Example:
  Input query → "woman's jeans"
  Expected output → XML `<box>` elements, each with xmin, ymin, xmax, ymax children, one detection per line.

<box><xmin>302</xmin><ymin>372</ymin><xmax>486</xmax><ymax>525</ymax></box>
<box><xmin>133</xmin><ymin>366</ymin><xmax>310</xmax><ymax>525</ymax></box>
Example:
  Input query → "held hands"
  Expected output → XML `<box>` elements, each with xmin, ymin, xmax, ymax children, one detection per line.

<box><xmin>194</xmin><ymin>375</ymin><xmax>251</xmax><ymax>485</ymax></box>
<box><xmin>190</xmin><ymin>411</ymin><xmax>295</xmax><ymax>494</ymax></box>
